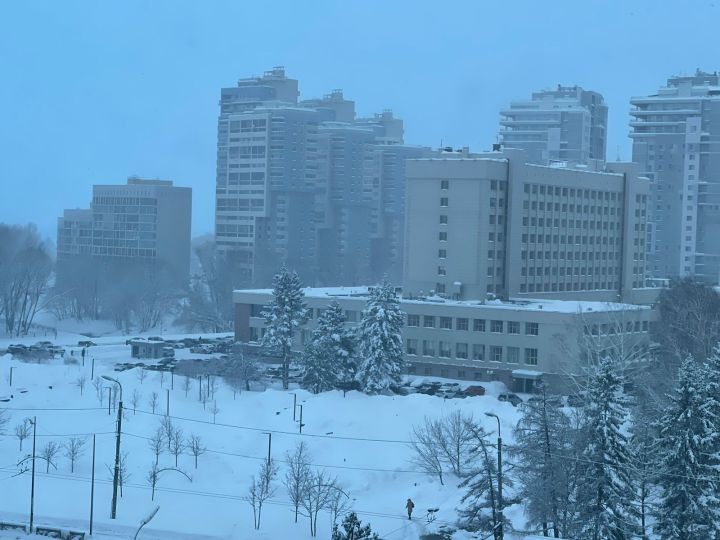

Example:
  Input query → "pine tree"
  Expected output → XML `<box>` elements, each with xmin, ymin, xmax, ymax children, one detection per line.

<box><xmin>573</xmin><ymin>357</ymin><xmax>638</xmax><ymax>540</ymax></box>
<box><xmin>356</xmin><ymin>282</ymin><xmax>405</xmax><ymax>394</ymax></box>
<box><xmin>512</xmin><ymin>382</ymin><xmax>572</xmax><ymax>538</ymax></box>
<box><xmin>261</xmin><ymin>265</ymin><xmax>309</xmax><ymax>390</ymax></box>
<box><xmin>654</xmin><ymin>357</ymin><xmax>720</xmax><ymax>539</ymax></box>
<box><xmin>302</xmin><ymin>301</ymin><xmax>355</xmax><ymax>394</ymax></box>
<box><xmin>331</xmin><ymin>512</ymin><xmax>379</xmax><ymax>540</ymax></box>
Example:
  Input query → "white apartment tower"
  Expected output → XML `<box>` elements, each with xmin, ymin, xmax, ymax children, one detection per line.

<box><xmin>500</xmin><ymin>85</ymin><xmax>608</xmax><ymax>165</ymax></box>
<box><xmin>630</xmin><ymin>70</ymin><xmax>720</xmax><ymax>283</ymax></box>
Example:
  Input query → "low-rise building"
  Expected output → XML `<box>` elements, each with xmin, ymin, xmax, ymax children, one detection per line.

<box><xmin>234</xmin><ymin>286</ymin><xmax>654</xmax><ymax>392</ymax></box>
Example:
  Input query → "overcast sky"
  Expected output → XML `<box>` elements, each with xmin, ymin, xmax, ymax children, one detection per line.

<box><xmin>1</xmin><ymin>0</ymin><xmax>718</xmax><ymax>242</ymax></box>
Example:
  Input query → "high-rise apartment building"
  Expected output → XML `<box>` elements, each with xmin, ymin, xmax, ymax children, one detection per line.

<box><xmin>630</xmin><ymin>70</ymin><xmax>720</xmax><ymax>283</ymax></box>
<box><xmin>57</xmin><ymin>178</ymin><xmax>192</xmax><ymax>284</ymax></box>
<box><xmin>215</xmin><ymin>67</ymin><xmax>428</xmax><ymax>287</ymax></box>
<box><xmin>500</xmin><ymin>85</ymin><xmax>608</xmax><ymax>165</ymax></box>
<box><xmin>403</xmin><ymin>148</ymin><xmax>650</xmax><ymax>303</ymax></box>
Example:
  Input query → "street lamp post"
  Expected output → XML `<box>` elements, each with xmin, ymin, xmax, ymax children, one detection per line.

<box><xmin>29</xmin><ymin>416</ymin><xmax>36</xmax><ymax>533</ymax></box>
<box><xmin>102</xmin><ymin>375</ymin><xmax>123</xmax><ymax>519</ymax></box>
<box><xmin>485</xmin><ymin>412</ymin><xmax>503</xmax><ymax>540</ymax></box>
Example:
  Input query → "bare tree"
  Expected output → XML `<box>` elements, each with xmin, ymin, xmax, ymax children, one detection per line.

<box><xmin>161</xmin><ymin>416</ymin><xmax>174</xmax><ymax>450</ymax></box>
<box><xmin>169</xmin><ymin>428</ymin><xmax>184</xmax><ymax>467</ymax></box>
<box><xmin>0</xmin><ymin>410</ymin><xmax>8</xmax><ymax>434</ymax></box>
<box><xmin>92</xmin><ymin>376</ymin><xmax>104</xmax><ymax>405</ymax></box>
<box><xmin>148</xmin><ymin>427</ymin><xmax>165</xmax><ymax>466</ymax></box>
<box><xmin>158</xmin><ymin>371</ymin><xmax>166</xmax><ymax>389</ymax></box>
<box><xmin>225</xmin><ymin>349</ymin><xmax>260</xmax><ymax>392</ymax></box>
<box><xmin>63</xmin><ymin>437</ymin><xmax>86</xmax><ymax>473</ymax></box>
<box><xmin>14</xmin><ymin>420</ymin><xmax>31</xmax><ymax>451</ymax></box>
<box><xmin>186</xmin><ymin>434</ymin><xmax>206</xmax><ymax>469</ymax></box>
<box><xmin>182</xmin><ymin>375</ymin><xmax>193</xmax><ymax>398</ymax></box>
<box><xmin>131</xmin><ymin>389</ymin><xmax>141</xmax><ymax>415</ymax></box>
<box><xmin>105</xmin><ymin>451</ymin><xmax>131</xmax><ymax>497</ymax></box>
<box><xmin>284</xmin><ymin>441</ymin><xmax>312</xmax><ymax>522</ymax></box>
<box><xmin>437</xmin><ymin>410</ymin><xmax>474</xmax><ymax>476</ymax></box>
<box><xmin>149</xmin><ymin>392</ymin><xmax>159</xmax><ymax>414</ymax></box>
<box><xmin>137</xmin><ymin>367</ymin><xmax>147</xmax><ymax>385</ymax></box>
<box><xmin>210</xmin><ymin>401</ymin><xmax>220</xmax><ymax>423</ymax></box>
<box><xmin>248</xmin><ymin>458</ymin><xmax>278</xmax><ymax>530</ymax></box>
<box><xmin>145</xmin><ymin>462</ymin><xmax>191</xmax><ymax>501</ymax></box>
<box><xmin>409</xmin><ymin>417</ymin><xmax>445</xmax><ymax>485</ymax></box>
<box><xmin>76</xmin><ymin>375</ymin><xmax>87</xmax><ymax>397</ymax></box>
<box><xmin>327</xmin><ymin>485</ymin><xmax>352</xmax><ymax>531</ymax></box>
<box><xmin>40</xmin><ymin>441</ymin><xmax>60</xmax><ymax>473</ymax></box>
<box><xmin>301</xmin><ymin>469</ymin><xmax>336</xmax><ymax>537</ymax></box>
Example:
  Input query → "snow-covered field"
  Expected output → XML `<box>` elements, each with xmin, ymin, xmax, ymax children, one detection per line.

<box><xmin>0</xmin><ymin>330</ymin><xmax>525</xmax><ymax>540</ymax></box>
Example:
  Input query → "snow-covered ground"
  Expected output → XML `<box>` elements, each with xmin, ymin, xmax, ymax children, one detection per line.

<box><xmin>0</xmin><ymin>334</ymin><xmax>525</xmax><ymax>539</ymax></box>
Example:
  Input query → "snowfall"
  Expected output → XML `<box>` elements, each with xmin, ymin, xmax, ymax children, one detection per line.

<box><xmin>0</xmin><ymin>320</ymin><xmax>536</xmax><ymax>540</ymax></box>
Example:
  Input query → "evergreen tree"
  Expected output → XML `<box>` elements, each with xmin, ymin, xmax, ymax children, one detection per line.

<box><xmin>573</xmin><ymin>357</ymin><xmax>638</xmax><ymax>540</ymax></box>
<box><xmin>331</xmin><ymin>512</ymin><xmax>379</xmax><ymax>540</ymax></box>
<box><xmin>356</xmin><ymin>282</ymin><xmax>405</xmax><ymax>394</ymax></box>
<box><xmin>654</xmin><ymin>357</ymin><xmax>720</xmax><ymax>539</ymax></box>
<box><xmin>302</xmin><ymin>301</ymin><xmax>355</xmax><ymax>394</ymax></box>
<box><xmin>261</xmin><ymin>265</ymin><xmax>309</xmax><ymax>390</ymax></box>
<box><xmin>512</xmin><ymin>382</ymin><xmax>572</xmax><ymax>538</ymax></box>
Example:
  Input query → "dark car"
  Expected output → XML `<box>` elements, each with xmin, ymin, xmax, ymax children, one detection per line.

<box><xmin>464</xmin><ymin>385</ymin><xmax>486</xmax><ymax>397</ymax></box>
<box><xmin>78</xmin><ymin>340</ymin><xmax>96</xmax><ymax>347</ymax></box>
<box><xmin>498</xmin><ymin>392</ymin><xmax>522</xmax><ymax>406</ymax></box>
<box><xmin>566</xmin><ymin>394</ymin><xmax>585</xmax><ymax>407</ymax></box>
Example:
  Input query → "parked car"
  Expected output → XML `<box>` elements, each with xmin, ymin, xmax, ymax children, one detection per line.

<box><xmin>8</xmin><ymin>344</ymin><xmax>28</xmax><ymax>355</ymax></box>
<box><xmin>566</xmin><ymin>394</ymin><xmax>585</xmax><ymax>408</ymax></box>
<box><xmin>464</xmin><ymin>385</ymin><xmax>486</xmax><ymax>397</ymax></box>
<box><xmin>78</xmin><ymin>340</ymin><xmax>96</xmax><ymax>347</ymax></box>
<box><xmin>498</xmin><ymin>392</ymin><xmax>522</xmax><ymax>407</ymax></box>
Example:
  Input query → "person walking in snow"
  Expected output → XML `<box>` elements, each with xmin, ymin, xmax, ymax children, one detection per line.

<box><xmin>406</xmin><ymin>498</ymin><xmax>415</xmax><ymax>520</ymax></box>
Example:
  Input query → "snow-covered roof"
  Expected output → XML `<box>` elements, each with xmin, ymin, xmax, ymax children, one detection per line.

<box><xmin>234</xmin><ymin>287</ymin><xmax>649</xmax><ymax>314</ymax></box>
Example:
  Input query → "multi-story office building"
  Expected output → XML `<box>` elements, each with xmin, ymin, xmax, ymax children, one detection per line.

<box><xmin>630</xmin><ymin>70</ymin><xmax>720</xmax><ymax>283</ymax></box>
<box><xmin>233</xmin><ymin>286</ymin><xmax>653</xmax><ymax>392</ymax></box>
<box><xmin>403</xmin><ymin>148</ymin><xmax>651</xmax><ymax>303</ymax></box>
<box><xmin>500</xmin><ymin>85</ymin><xmax>608</xmax><ymax>165</ymax></box>
<box><xmin>215</xmin><ymin>67</ymin><xmax>427</xmax><ymax>287</ymax></box>
<box><xmin>57</xmin><ymin>178</ymin><xmax>192</xmax><ymax>284</ymax></box>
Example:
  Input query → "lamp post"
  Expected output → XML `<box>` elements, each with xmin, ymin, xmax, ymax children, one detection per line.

<box><xmin>485</xmin><ymin>412</ymin><xmax>503</xmax><ymax>540</ymax></box>
<box><xmin>102</xmin><ymin>375</ymin><xmax>123</xmax><ymax>519</ymax></box>
<box><xmin>29</xmin><ymin>417</ymin><xmax>36</xmax><ymax>533</ymax></box>
<box><xmin>9</xmin><ymin>366</ymin><xmax>15</xmax><ymax>387</ymax></box>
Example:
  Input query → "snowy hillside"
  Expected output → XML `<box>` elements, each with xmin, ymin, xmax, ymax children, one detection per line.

<box><xmin>0</xmin><ymin>336</ymin><xmax>525</xmax><ymax>540</ymax></box>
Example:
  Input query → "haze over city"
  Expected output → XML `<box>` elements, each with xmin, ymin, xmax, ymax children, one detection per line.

<box><xmin>2</xmin><ymin>0</ymin><xmax>718</xmax><ymax>240</ymax></box>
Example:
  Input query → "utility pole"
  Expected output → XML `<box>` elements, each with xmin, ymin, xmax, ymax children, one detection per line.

<box><xmin>102</xmin><ymin>376</ymin><xmax>123</xmax><ymax>519</ymax></box>
<box><xmin>90</xmin><ymin>434</ymin><xmax>95</xmax><ymax>535</ymax></box>
<box><xmin>91</xmin><ymin>357</ymin><xmax>95</xmax><ymax>379</ymax></box>
<box><xmin>265</xmin><ymin>432</ymin><xmax>272</xmax><ymax>465</ymax></box>
<box><xmin>9</xmin><ymin>367</ymin><xmax>14</xmax><ymax>387</ymax></box>
<box><xmin>485</xmin><ymin>412</ymin><xmax>503</xmax><ymax>540</ymax></box>
<box><xmin>166</xmin><ymin>389</ymin><xmax>170</xmax><ymax>416</ymax></box>
<box><xmin>299</xmin><ymin>405</ymin><xmax>304</xmax><ymax>434</ymax></box>
<box><xmin>292</xmin><ymin>393</ymin><xmax>297</xmax><ymax>421</ymax></box>
<box><xmin>29</xmin><ymin>417</ymin><xmax>36</xmax><ymax>533</ymax></box>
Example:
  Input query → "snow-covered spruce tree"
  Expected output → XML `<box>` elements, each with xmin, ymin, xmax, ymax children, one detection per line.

<box><xmin>573</xmin><ymin>357</ymin><xmax>638</xmax><ymax>540</ymax></box>
<box><xmin>331</xmin><ymin>512</ymin><xmax>380</xmax><ymax>540</ymax></box>
<box><xmin>261</xmin><ymin>265</ymin><xmax>309</xmax><ymax>390</ymax></box>
<box><xmin>355</xmin><ymin>282</ymin><xmax>404</xmax><ymax>394</ymax></box>
<box><xmin>302</xmin><ymin>301</ymin><xmax>355</xmax><ymax>394</ymax></box>
<box><xmin>512</xmin><ymin>381</ymin><xmax>573</xmax><ymax>538</ymax></box>
<box><xmin>654</xmin><ymin>357</ymin><xmax>720</xmax><ymax>539</ymax></box>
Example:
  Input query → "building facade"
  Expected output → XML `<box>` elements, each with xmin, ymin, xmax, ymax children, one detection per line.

<box><xmin>215</xmin><ymin>67</ymin><xmax>429</xmax><ymax>287</ymax></box>
<box><xmin>403</xmin><ymin>148</ymin><xmax>651</xmax><ymax>303</ymax></box>
<box><xmin>630</xmin><ymin>70</ymin><xmax>720</xmax><ymax>283</ymax></box>
<box><xmin>234</xmin><ymin>287</ymin><xmax>653</xmax><ymax>392</ymax></box>
<box><xmin>500</xmin><ymin>85</ymin><xmax>608</xmax><ymax>165</ymax></box>
<box><xmin>57</xmin><ymin>178</ymin><xmax>192</xmax><ymax>285</ymax></box>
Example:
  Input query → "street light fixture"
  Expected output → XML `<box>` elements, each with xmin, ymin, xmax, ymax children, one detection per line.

<box><xmin>484</xmin><ymin>412</ymin><xmax>503</xmax><ymax>540</ymax></box>
<box><xmin>102</xmin><ymin>375</ymin><xmax>123</xmax><ymax>519</ymax></box>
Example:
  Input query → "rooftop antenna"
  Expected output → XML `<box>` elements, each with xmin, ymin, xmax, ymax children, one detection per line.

<box><xmin>616</xmin><ymin>145</ymin><xmax>621</xmax><ymax>162</ymax></box>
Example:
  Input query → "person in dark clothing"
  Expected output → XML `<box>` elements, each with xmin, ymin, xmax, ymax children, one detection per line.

<box><xmin>406</xmin><ymin>498</ymin><xmax>415</xmax><ymax>520</ymax></box>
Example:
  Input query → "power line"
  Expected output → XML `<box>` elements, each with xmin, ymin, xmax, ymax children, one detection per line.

<box><xmin>0</xmin><ymin>406</ymin><xmax>107</xmax><ymax>411</ymax></box>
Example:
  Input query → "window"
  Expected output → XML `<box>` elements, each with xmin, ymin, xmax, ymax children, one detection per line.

<box><xmin>507</xmin><ymin>321</ymin><xmax>520</xmax><ymax>334</ymax></box>
<box><xmin>423</xmin><ymin>315</ymin><xmax>436</xmax><ymax>328</ymax></box>
<box><xmin>490</xmin><ymin>346</ymin><xmax>503</xmax><ymax>362</ymax></box>
<box><xmin>407</xmin><ymin>314</ymin><xmax>420</xmax><ymax>327</ymax></box>
<box><xmin>406</xmin><ymin>339</ymin><xmax>418</xmax><ymax>355</ymax></box>
<box><xmin>438</xmin><ymin>249</ymin><xmax>447</xmax><ymax>259</ymax></box>
<box><xmin>439</xmin><ymin>341</ymin><xmax>452</xmax><ymax>358</ymax></box>
<box><xmin>423</xmin><ymin>340</ymin><xmax>435</xmax><ymax>356</ymax></box>
<box><xmin>472</xmin><ymin>344</ymin><xmax>485</xmax><ymax>360</ymax></box>
<box><xmin>439</xmin><ymin>215</ymin><xmax>448</xmax><ymax>224</ymax></box>
<box><xmin>456</xmin><ymin>343</ymin><xmax>468</xmax><ymax>359</ymax></box>
<box><xmin>507</xmin><ymin>346</ymin><xmax>520</xmax><ymax>364</ymax></box>
<box><xmin>456</xmin><ymin>318</ymin><xmax>469</xmax><ymax>331</ymax></box>
<box><xmin>473</xmin><ymin>319</ymin><xmax>486</xmax><ymax>332</ymax></box>
<box><xmin>439</xmin><ymin>231</ymin><xmax>447</xmax><ymax>241</ymax></box>
<box><xmin>440</xmin><ymin>180</ymin><xmax>449</xmax><ymax>190</ymax></box>
<box><xmin>440</xmin><ymin>197</ymin><xmax>448</xmax><ymax>207</ymax></box>
<box><xmin>440</xmin><ymin>316</ymin><xmax>453</xmax><ymax>330</ymax></box>
<box><xmin>438</xmin><ymin>266</ymin><xmax>446</xmax><ymax>276</ymax></box>
<box><xmin>491</xmin><ymin>320</ymin><xmax>504</xmax><ymax>333</ymax></box>
<box><xmin>524</xmin><ymin>348</ymin><xmax>538</xmax><ymax>366</ymax></box>
<box><xmin>525</xmin><ymin>322</ymin><xmax>539</xmax><ymax>336</ymax></box>
<box><xmin>436</xmin><ymin>283</ymin><xmax>446</xmax><ymax>294</ymax></box>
